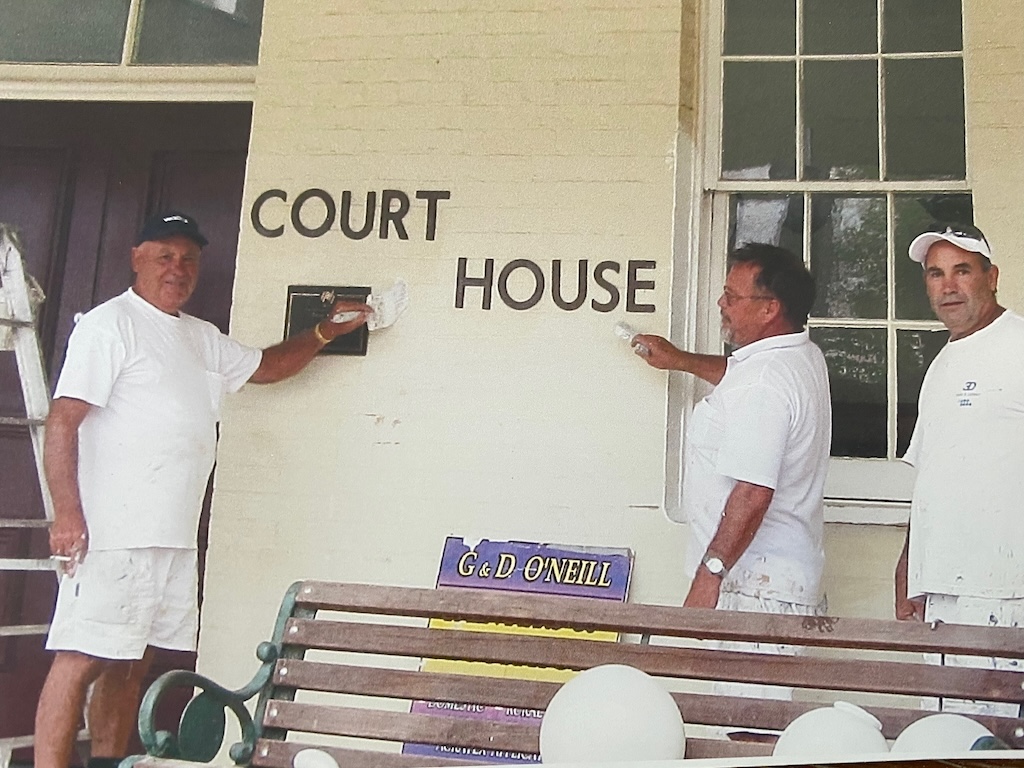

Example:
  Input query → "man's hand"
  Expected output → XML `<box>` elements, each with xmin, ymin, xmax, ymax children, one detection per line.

<box><xmin>49</xmin><ymin>515</ymin><xmax>88</xmax><ymax>576</ymax></box>
<box><xmin>632</xmin><ymin>334</ymin><xmax>684</xmax><ymax>369</ymax></box>
<box><xmin>631</xmin><ymin>334</ymin><xmax>728</xmax><ymax>385</ymax></box>
<box><xmin>322</xmin><ymin>299</ymin><xmax>372</xmax><ymax>342</ymax></box>
<box><xmin>683</xmin><ymin>567</ymin><xmax>722</xmax><ymax>609</ymax></box>
<box><xmin>896</xmin><ymin>595</ymin><xmax>926</xmax><ymax>622</ymax></box>
<box><xmin>893</xmin><ymin>527</ymin><xmax>923</xmax><ymax>621</ymax></box>
<box><xmin>250</xmin><ymin>299</ymin><xmax>372</xmax><ymax>384</ymax></box>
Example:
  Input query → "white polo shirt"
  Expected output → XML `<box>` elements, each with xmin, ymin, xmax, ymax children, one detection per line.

<box><xmin>903</xmin><ymin>310</ymin><xmax>1024</xmax><ymax>600</ymax></box>
<box><xmin>678</xmin><ymin>330</ymin><xmax>832</xmax><ymax>605</ymax></box>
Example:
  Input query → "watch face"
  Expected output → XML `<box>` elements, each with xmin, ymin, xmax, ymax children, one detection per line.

<box><xmin>704</xmin><ymin>556</ymin><xmax>725</xmax><ymax>575</ymax></box>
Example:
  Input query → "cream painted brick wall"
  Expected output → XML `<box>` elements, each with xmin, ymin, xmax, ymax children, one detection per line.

<box><xmin>198</xmin><ymin>1</ymin><xmax>1024</xmax><ymax>698</ymax></box>
<box><xmin>965</xmin><ymin>0</ymin><xmax>1024</xmax><ymax>310</ymax></box>
<box><xmin>199</xmin><ymin>0</ymin><xmax>689</xmax><ymax>689</ymax></box>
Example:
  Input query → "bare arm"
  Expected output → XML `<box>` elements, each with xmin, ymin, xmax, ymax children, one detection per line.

<box><xmin>44</xmin><ymin>397</ymin><xmax>92</xmax><ymax>568</ymax></box>
<box><xmin>249</xmin><ymin>300</ymin><xmax>371</xmax><ymax>385</ymax></box>
<box><xmin>684</xmin><ymin>481</ymin><xmax>774</xmax><ymax>608</ymax></box>
<box><xmin>895</xmin><ymin>524</ymin><xmax>925</xmax><ymax>621</ymax></box>
<box><xmin>632</xmin><ymin>334</ymin><xmax>727</xmax><ymax>385</ymax></box>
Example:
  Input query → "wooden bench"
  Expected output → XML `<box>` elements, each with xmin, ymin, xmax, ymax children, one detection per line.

<box><xmin>122</xmin><ymin>580</ymin><xmax>1024</xmax><ymax>767</ymax></box>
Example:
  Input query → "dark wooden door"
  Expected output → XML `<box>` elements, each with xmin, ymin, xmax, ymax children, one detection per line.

<box><xmin>0</xmin><ymin>100</ymin><xmax>251</xmax><ymax>759</ymax></box>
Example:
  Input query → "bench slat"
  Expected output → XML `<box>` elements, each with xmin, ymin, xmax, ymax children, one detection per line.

<box><xmin>263</xmin><ymin>660</ymin><xmax>844</xmax><ymax>736</ymax></box>
<box><xmin>262</xmin><ymin>701</ymin><xmax>539</xmax><ymax>752</ymax></box>
<box><xmin>294</xmin><ymin>582</ymin><xmax>1024</xmax><ymax>658</ymax></box>
<box><xmin>248</xmin><ymin>735</ymin><xmax>771</xmax><ymax>768</ymax></box>
<box><xmin>252</xmin><ymin>741</ymin><xmax>478</xmax><ymax>768</ymax></box>
<box><xmin>271</xmin><ymin>659</ymin><xmax>1024</xmax><ymax>741</ymax></box>
<box><xmin>282</xmin><ymin>619</ymin><xmax>1024</xmax><ymax>702</ymax></box>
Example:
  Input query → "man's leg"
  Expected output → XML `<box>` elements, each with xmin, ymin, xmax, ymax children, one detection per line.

<box><xmin>926</xmin><ymin>594</ymin><xmax>1024</xmax><ymax>716</ymax></box>
<box><xmin>709</xmin><ymin>590</ymin><xmax>827</xmax><ymax>702</ymax></box>
<box><xmin>34</xmin><ymin>651</ymin><xmax>108</xmax><ymax>768</ymax></box>
<box><xmin>40</xmin><ymin>550</ymin><xmax>160</xmax><ymax>766</ymax></box>
<box><xmin>84</xmin><ymin>549</ymin><xmax>199</xmax><ymax>759</ymax></box>
<box><xmin>87</xmin><ymin>646</ymin><xmax>156</xmax><ymax>757</ymax></box>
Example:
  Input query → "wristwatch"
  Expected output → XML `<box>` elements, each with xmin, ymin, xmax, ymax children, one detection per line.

<box><xmin>701</xmin><ymin>551</ymin><xmax>728</xmax><ymax>577</ymax></box>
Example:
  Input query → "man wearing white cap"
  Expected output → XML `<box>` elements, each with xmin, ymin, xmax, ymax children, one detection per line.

<box><xmin>895</xmin><ymin>222</ymin><xmax>1024</xmax><ymax>714</ymax></box>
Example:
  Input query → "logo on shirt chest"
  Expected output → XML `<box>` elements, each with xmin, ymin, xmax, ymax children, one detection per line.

<box><xmin>956</xmin><ymin>380</ymin><xmax>978</xmax><ymax>407</ymax></box>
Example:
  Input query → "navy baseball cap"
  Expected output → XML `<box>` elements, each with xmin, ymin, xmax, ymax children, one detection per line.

<box><xmin>136</xmin><ymin>211</ymin><xmax>208</xmax><ymax>247</ymax></box>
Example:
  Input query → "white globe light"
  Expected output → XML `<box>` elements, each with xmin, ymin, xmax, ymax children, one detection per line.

<box><xmin>539</xmin><ymin>664</ymin><xmax>686</xmax><ymax>763</ymax></box>
<box><xmin>292</xmin><ymin>749</ymin><xmax>340</xmax><ymax>768</ymax></box>
<box><xmin>773</xmin><ymin>702</ymin><xmax>889</xmax><ymax>759</ymax></box>
<box><xmin>891</xmin><ymin>713</ymin><xmax>994</xmax><ymax>756</ymax></box>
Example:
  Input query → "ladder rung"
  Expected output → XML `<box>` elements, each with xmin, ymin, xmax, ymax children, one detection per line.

<box><xmin>0</xmin><ymin>317</ymin><xmax>33</xmax><ymax>328</ymax></box>
<box><xmin>0</xmin><ymin>729</ymin><xmax>89</xmax><ymax>755</ymax></box>
<box><xmin>0</xmin><ymin>519</ymin><xmax>50</xmax><ymax>528</ymax></box>
<box><xmin>0</xmin><ymin>623</ymin><xmax>49</xmax><ymax>637</ymax></box>
<box><xmin>0</xmin><ymin>558</ymin><xmax>58</xmax><ymax>571</ymax></box>
<box><xmin>0</xmin><ymin>416</ymin><xmax>44</xmax><ymax>427</ymax></box>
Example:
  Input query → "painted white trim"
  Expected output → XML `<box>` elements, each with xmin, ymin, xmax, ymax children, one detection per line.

<box><xmin>0</xmin><ymin>64</ymin><xmax>256</xmax><ymax>102</ymax></box>
<box><xmin>709</xmin><ymin>179</ymin><xmax>969</xmax><ymax>193</ymax></box>
<box><xmin>824</xmin><ymin>497</ymin><xmax>909</xmax><ymax>525</ymax></box>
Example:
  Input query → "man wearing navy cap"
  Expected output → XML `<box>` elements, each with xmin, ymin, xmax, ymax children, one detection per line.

<box><xmin>34</xmin><ymin>212</ymin><xmax>372</xmax><ymax>768</ymax></box>
<box><xmin>895</xmin><ymin>222</ymin><xmax>1024</xmax><ymax>715</ymax></box>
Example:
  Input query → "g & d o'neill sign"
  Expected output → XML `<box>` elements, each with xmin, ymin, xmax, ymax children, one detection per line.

<box><xmin>250</xmin><ymin>188</ymin><xmax>657</xmax><ymax>313</ymax></box>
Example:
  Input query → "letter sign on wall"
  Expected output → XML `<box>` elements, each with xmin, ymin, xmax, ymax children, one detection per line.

<box><xmin>253</xmin><ymin>188</ymin><xmax>659</xmax><ymax>316</ymax></box>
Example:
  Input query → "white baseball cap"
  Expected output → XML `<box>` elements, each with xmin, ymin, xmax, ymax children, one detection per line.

<box><xmin>908</xmin><ymin>224</ymin><xmax>993</xmax><ymax>265</ymax></box>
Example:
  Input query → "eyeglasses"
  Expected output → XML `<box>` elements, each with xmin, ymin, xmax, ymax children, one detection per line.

<box><xmin>720</xmin><ymin>289</ymin><xmax>774</xmax><ymax>307</ymax></box>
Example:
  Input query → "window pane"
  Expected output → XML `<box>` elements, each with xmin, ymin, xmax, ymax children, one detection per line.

<box><xmin>724</xmin><ymin>0</ymin><xmax>795</xmax><ymax>55</ymax></box>
<box><xmin>810</xmin><ymin>327</ymin><xmax>887</xmax><ymax>458</ymax></box>
<box><xmin>884</xmin><ymin>0</ymin><xmax>962</xmax><ymax>53</ymax></box>
<box><xmin>722</xmin><ymin>62</ymin><xmax>797</xmax><ymax>180</ymax></box>
<box><xmin>0</xmin><ymin>0</ymin><xmax>129</xmax><ymax>63</ymax></box>
<box><xmin>729</xmin><ymin>194</ymin><xmax>803</xmax><ymax>258</ymax></box>
<box><xmin>135</xmin><ymin>0</ymin><xmax>264</xmax><ymax>65</ymax></box>
<box><xmin>896</xmin><ymin>328</ymin><xmax>949</xmax><ymax>456</ymax></box>
<box><xmin>885</xmin><ymin>58</ymin><xmax>966</xmax><ymax>180</ymax></box>
<box><xmin>810</xmin><ymin>196</ymin><xmax>886</xmax><ymax>319</ymax></box>
<box><xmin>804</xmin><ymin>0</ymin><xmax>876</xmax><ymax>55</ymax></box>
<box><xmin>804</xmin><ymin>60</ymin><xmax>879</xmax><ymax>180</ymax></box>
<box><xmin>893</xmin><ymin>194</ymin><xmax>974</xmax><ymax>320</ymax></box>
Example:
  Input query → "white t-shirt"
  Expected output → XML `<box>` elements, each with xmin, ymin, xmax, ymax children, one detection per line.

<box><xmin>903</xmin><ymin>310</ymin><xmax>1024</xmax><ymax>599</ymax></box>
<box><xmin>679</xmin><ymin>330</ymin><xmax>832</xmax><ymax>605</ymax></box>
<box><xmin>54</xmin><ymin>289</ymin><xmax>262</xmax><ymax>550</ymax></box>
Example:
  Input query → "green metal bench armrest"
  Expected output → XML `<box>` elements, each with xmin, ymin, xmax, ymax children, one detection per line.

<box><xmin>138</xmin><ymin>641</ymin><xmax>280</xmax><ymax>764</ymax></box>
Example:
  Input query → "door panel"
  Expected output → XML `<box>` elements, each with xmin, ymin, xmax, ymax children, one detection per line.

<box><xmin>150</xmin><ymin>149</ymin><xmax>249</xmax><ymax>334</ymax></box>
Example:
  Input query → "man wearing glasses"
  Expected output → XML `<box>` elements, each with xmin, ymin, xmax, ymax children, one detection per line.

<box><xmin>633</xmin><ymin>243</ymin><xmax>831</xmax><ymax>625</ymax></box>
<box><xmin>895</xmin><ymin>223</ymin><xmax>1024</xmax><ymax>715</ymax></box>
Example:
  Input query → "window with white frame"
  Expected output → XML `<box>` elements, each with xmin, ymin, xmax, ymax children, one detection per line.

<box><xmin>0</xmin><ymin>0</ymin><xmax>263</xmax><ymax>65</ymax></box>
<box><xmin>696</xmin><ymin>0</ymin><xmax>970</xmax><ymax>505</ymax></box>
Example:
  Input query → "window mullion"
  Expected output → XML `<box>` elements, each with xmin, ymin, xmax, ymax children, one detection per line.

<box><xmin>886</xmin><ymin>192</ymin><xmax>898</xmax><ymax>459</ymax></box>
<box><xmin>877</xmin><ymin>0</ymin><xmax>887</xmax><ymax>182</ymax></box>
<box><xmin>802</xmin><ymin>192</ymin><xmax>812</xmax><ymax>270</ymax></box>
<box><xmin>122</xmin><ymin>0</ymin><xmax>145</xmax><ymax>66</ymax></box>
<box><xmin>795</xmin><ymin>0</ymin><xmax>804</xmax><ymax>182</ymax></box>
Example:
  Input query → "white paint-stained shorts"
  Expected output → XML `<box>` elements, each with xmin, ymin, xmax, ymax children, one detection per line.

<box><xmin>922</xmin><ymin>593</ymin><xmax>1024</xmax><ymax>717</ymax></box>
<box><xmin>709</xmin><ymin>589</ymin><xmax>828</xmax><ymax>702</ymax></box>
<box><xmin>46</xmin><ymin>548</ymin><xmax>199</xmax><ymax>660</ymax></box>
